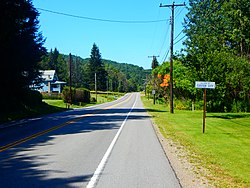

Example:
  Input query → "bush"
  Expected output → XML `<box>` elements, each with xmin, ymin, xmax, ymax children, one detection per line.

<box><xmin>22</xmin><ymin>89</ymin><xmax>43</xmax><ymax>106</ymax></box>
<box><xmin>174</xmin><ymin>99</ymin><xmax>189</xmax><ymax>110</ymax></box>
<box><xmin>62</xmin><ymin>86</ymin><xmax>76</xmax><ymax>103</ymax></box>
<box><xmin>62</xmin><ymin>87</ymin><xmax>90</xmax><ymax>104</ymax></box>
<box><xmin>75</xmin><ymin>88</ymin><xmax>90</xmax><ymax>103</ymax></box>
<box><xmin>41</xmin><ymin>92</ymin><xmax>62</xmax><ymax>100</ymax></box>
<box><xmin>91</xmin><ymin>97</ymin><xmax>97</xmax><ymax>103</ymax></box>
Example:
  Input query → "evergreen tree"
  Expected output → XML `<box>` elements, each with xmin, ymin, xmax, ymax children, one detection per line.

<box><xmin>87</xmin><ymin>43</ymin><xmax>107</xmax><ymax>90</ymax></box>
<box><xmin>48</xmin><ymin>48</ymin><xmax>59</xmax><ymax>70</ymax></box>
<box><xmin>0</xmin><ymin>0</ymin><xmax>46</xmax><ymax>111</ymax></box>
<box><xmin>151</xmin><ymin>56</ymin><xmax>159</xmax><ymax>70</ymax></box>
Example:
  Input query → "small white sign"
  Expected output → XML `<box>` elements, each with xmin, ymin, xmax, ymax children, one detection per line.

<box><xmin>152</xmin><ymin>90</ymin><xmax>156</xmax><ymax>95</ymax></box>
<box><xmin>195</xmin><ymin>81</ymin><xmax>216</xmax><ymax>89</ymax></box>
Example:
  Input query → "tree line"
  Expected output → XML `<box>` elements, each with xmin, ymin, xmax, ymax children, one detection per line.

<box><xmin>0</xmin><ymin>0</ymin><xmax>149</xmax><ymax>115</ymax></box>
<box><xmin>0</xmin><ymin>0</ymin><xmax>46</xmax><ymax>113</ymax></box>
<box><xmin>39</xmin><ymin>45</ymin><xmax>149</xmax><ymax>93</ymax></box>
<box><xmin>147</xmin><ymin>0</ymin><xmax>250</xmax><ymax>112</ymax></box>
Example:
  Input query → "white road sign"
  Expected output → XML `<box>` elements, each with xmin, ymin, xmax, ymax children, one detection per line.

<box><xmin>195</xmin><ymin>81</ymin><xmax>216</xmax><ymax>89</ymax></box>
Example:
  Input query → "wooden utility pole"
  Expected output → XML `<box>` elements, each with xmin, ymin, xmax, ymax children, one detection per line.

<box><xmin>148</xmin><ymin>55</ymin><xmax>159</xmax><ymax>105</ymax></box>
<box><xmin>95</xmin><ymin>72</ymin><xmax>97</xmax><ymax>102</ymax></box>
<box><xmin>160</xmin><ymin>2</ymin><xmax>185</xmax><ymax>113</ymax></box>
<box><xmin>69</xmin><ymin>53</ymin><xmax>72</xmax><ymax>106</ymax></box>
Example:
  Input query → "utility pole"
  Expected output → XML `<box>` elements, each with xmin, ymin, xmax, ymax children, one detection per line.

<box><xmin>148</xmin><ymin>55</ymin><xmax>159</xmax><ymax>105</ymax></box>
<box><xmin>95</xmin><ymin>72</ymin><xmax>97</xmax><ymax>102</ymax></box>
<box><xmin>69</xmin><ymin>53</ymin><xmax>72</xmax><ymax>107</ymax></box>
<box><xmin>160</xmin><ymin>2</ymin><xmax>185</xmax><ymax>113</ymax></box>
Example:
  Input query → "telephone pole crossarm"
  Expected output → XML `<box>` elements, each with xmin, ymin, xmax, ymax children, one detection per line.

<box><xmin>159</xmin><ymin>3</ymin><xmax>186</xmax><ymax>8</ymax></box>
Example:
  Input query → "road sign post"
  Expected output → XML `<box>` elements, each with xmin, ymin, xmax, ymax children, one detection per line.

<box><xmin>203</xmin><ymin>88</ymin><xmax>206</xmax><ymax>133</ymax></box>
<box><xmin>152</xmin><ymin>90</ymin><xmax>156</xmax><ymax>105</ymax></box>
<box><xmin>195</xmin><ymin>81</ymin><xmax>216</xmax><ymax>133</ymax></box>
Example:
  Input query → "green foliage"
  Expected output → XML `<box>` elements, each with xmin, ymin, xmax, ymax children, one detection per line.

<box><xmin>40</xmin><ymin>46</ymin><xmax>150</xmax><ymax>92</ymax></box>
<box><xmin>62</xmin><ymin>86</ymin><xmax>90</xmax><ymax>104</ymax></box>
<box><xmin>142</xmin><ymin>95</ymin><xmax>250</xmax><ymax>187</ymax></box>
<box><xmin>41</xmin><ymin>92</ymin><xmax>62</xmax><ymax>100</ymax></box>
<box><xmin>171</xmin><ymin>0</ymin><xmax>250</xmax><ymax>112</ymax></box>
<box><xmin>103</xmin><ymin>59</ymin><xmax>151</xmax><ymax>92</ymax></box>
<box><xmin>39</xmin><ymin>48</ymin><xmax>68</xmax><ymax>82</ymax></box>
<box><xmin>86</xmin><ymin>43</ymin><xmax>107</xmax><ymax>91</ymax></box>
<box><xmin>62</xmin><ymin>86</ymin><xmax>76</xmax><ymax>104</ymax></box>
<box><xmin>0</xmin><ymin>0</ymin><xmax>46</xmax><ymax>112</ymax></box>
<box><xmin>75</xmin><ymin>88</ymin><xmax>90</xmax><ymax>103</ymax></box>
<box><xmin>151</xmin><ymin>56</ymin><xmax>159</xmax><ymax>70</ymax></box>
<box><xmin>22</xmin><ymin>89</ymin><xmax>43</xmax><ymax>107</ymax></box>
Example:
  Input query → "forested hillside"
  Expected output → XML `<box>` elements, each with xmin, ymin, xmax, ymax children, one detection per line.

<box><xmin>39</xmin><ymin>47</ymin><xmax>150</xmax><ymax>92</ymax></box>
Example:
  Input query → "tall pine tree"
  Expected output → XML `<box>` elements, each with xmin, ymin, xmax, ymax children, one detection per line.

<box><xmin>86</xmin><ymin>43</ymin><xmax>107</xmax><ymax>91</ymax></box>
<box><xmin>0</xmin><ymin>0</ymin><xmax>46</xmax><ymax>111</ymax></box>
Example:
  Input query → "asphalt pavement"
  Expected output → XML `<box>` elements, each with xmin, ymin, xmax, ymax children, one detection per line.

<box><xmin>0</xmin><ymin>93</ymin><xmax>181</xmax><ymax>188</ymax></box>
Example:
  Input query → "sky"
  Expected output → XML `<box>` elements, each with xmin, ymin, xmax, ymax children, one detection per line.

<box><xmin>33</xmin><ymin>0</ymin><xmax>188</xmax><ymax>69</ymax></box>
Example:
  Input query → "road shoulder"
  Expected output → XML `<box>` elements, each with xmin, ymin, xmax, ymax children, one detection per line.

<box><xmin>151</xmin><ymin>120</ymin><xmax>214</xmax><ymax>188</ymax></box>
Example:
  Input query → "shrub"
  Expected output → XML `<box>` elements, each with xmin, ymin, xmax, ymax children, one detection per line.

<box><xmin>23</xmin><ymin>89</ymin><xmax>43</xmax><ymax>106</ymax></box>
<box><xmin>75</xmin><ymin>88</ymin><xmax>90</xmax><ymax>103</ymax></box>
<box><xmin>42</xmin><ymin>92</ymin><xmax>62</xmax><ymax>100</ymax></box>
<box><xmin>91</xmin><ymin>97</ymin><xmax>97</xmax><ymax>103</ymax></box>
<box><xmin>62</xmin><ymin>87</ymin><xmax>90</xmax><ymax>104</ymax></box>
<box><xmin>62</xmin><ymin>86</ymin><xmax>76</xmax><ymax>103</ymax></box>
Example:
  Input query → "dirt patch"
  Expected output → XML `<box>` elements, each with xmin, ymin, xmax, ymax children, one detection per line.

<box><xmin>152</xmin><ymin>122</ymin><xmax>214</xmax><ymax>188</ymax></box>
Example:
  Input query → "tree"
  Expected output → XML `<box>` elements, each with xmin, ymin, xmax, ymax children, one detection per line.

<box><xmin>0</xmin><ymin>0</ymin><xmax>46</xmax><ymax>111</ymax></box>
<box><xmin>86</xmin><ymin>43</ymin><xmax>107</xmax><ymax>91</ymax></box>
<box><xmin>151</xmin><ymin>56</ymin><xmax>159</xmax><ymax>70</ymax></box>
<box><xmin>39</xmin><ymin>48</ymin><xmax>68</xmax><ymax>82</ymax></box>
<box><xmin>182</xmin><ymin>0</ymin><xmax>250</xmax><ymax>112</ymax></box>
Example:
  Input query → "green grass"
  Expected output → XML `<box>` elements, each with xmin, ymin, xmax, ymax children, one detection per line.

<box><xmin>0</xmin><ymin>102</ymin><xmax>66</xmax><ymax>124</ymax></box>
<box><xmin>44</xmin><ymin>92</ymin><xmax>124</xmax><ymax>108</ymax></box>
<box><xmin>1</xmin><ymin>92</ymin><xmax>125</xmax><ymax>124</ymax></box>
<box><xmin>141</xmin><ymin>96</ymin><xmax>250</xmax><ymax>188</ymax></box>
<box><xmin>43</xmin><ymin>99</ymin><xmax>93</xmax><ymax>109</ymax></box>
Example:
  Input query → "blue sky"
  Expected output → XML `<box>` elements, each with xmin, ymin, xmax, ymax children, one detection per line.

<box><xmin>33</xmin><ymin>0</ymin><xmax>188</xmax><ymax>69</ymax></box>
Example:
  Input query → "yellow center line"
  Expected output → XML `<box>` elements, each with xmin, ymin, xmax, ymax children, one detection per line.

<box><xmin>0</xmin><ymin>94</ymin><xmax>133</xmax><ymax>153</ymax></box>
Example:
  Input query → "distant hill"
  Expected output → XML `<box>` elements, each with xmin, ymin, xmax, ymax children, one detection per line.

<box><xmin>63</xmin><ymin>54</ymin><xmax>151</xmax><ymax>91</ymax></box>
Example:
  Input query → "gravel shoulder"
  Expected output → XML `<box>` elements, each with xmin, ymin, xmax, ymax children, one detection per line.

<box><xmin>152</xmin><ymin>121</ymin><xmax>214</xmax><ymax>188</ymax></box>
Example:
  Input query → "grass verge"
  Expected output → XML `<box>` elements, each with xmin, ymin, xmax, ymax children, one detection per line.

<box><xmin>141</xmin><ymin>95</ymin><xmax>250</xmax><ymax>188</ymax></box>
<box><xmin>44</xmin><ymin>92</ymin><xmax>124</xmax><ymax>108</ymax></box>
<box><xmin>1</xmin><ymin>92</ymin><xmax>125</xmax><ymax>124</ymax></box>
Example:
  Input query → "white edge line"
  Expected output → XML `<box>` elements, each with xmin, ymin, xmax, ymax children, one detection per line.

<box><xmin>86</xmin><ymin>93</ymin><xmax>138</xmax><ymax>188</ymax></box>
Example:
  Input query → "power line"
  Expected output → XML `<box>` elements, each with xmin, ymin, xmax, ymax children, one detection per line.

<box><xmin>175</xmin><ymin>6</ymin><xmax>185</xmax><ymax>19</ymax></box>
<box><xmin>158</xmin><ymin>22</ymin><xmax>170</xmax><ymax>55</ymax></box>
<box><xmin>37</xmin><ymin>8</ymin><xmax>169</xmax><ymax>24</ymax></box>
<box><xmin>174</xmin><ymin>35</ymin><xmax>186</xmax><ymax>45</ymax></box>
<box><xmin>161</xmin><ymin>49</ymin><xmax>170</xmax><ymax>63</ymax></box>
<box><xmin>174</xmin><ymin>29</ymin><xmax>184</xmax><ymax>41</ymax></box>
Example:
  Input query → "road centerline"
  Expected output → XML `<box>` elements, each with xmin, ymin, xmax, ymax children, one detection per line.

<box><xmin>0</xmin><ymin>94</ymin><xmax>133</xmax><ymax>153</ymax></box>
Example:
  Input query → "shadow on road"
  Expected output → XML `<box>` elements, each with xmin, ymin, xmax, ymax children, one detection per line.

<box><xmin>0</xmin><ymin>107</ymin><xmax>149</xmax><ymax>187</ymax></box>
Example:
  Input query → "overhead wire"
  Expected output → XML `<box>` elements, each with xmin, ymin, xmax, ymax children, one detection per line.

<box><xmin>37</xmin><ymin>8</ymin><xmax>169</xmax><ymax>24</ymax></box>
<box><xmin>149</xmin><ymin>2</ymin><xmax>164</xmax><ymax>53</ymax></box>
<box><xmin>158</xmin><ymin>21</ymin><xmax>170</xmax><ymax>56</ymax></box>
<box><xmin>161</xmin><ymin>49</ymin><xmax>170</xmax><ymax>63</ymax></box>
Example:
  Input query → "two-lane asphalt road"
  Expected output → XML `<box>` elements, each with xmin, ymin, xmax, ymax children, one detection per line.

<box><xmin>0</xmin><ymin>93</ymin><xmax>181</xmax><ymax>188</ymax></box>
